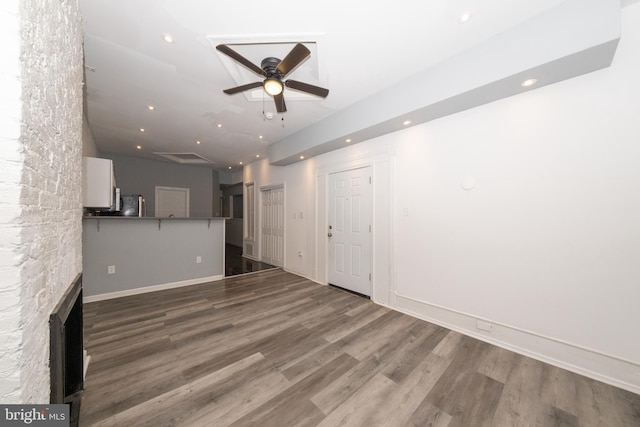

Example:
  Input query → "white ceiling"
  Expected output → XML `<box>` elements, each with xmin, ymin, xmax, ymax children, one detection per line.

<box><xmin>81</xmin><ymin>0</ymin><xmax>618</xmax><ymax>172</ymax></box>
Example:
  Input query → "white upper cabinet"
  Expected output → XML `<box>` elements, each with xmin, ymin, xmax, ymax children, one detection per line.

<box><xmin>82</xmin><ymin>156</ymin><xmax>115</xmax><ymax>208</ymax></box>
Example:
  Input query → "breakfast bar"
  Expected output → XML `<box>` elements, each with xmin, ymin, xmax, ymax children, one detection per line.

<box><xmin>82</xmin><ymin>217</ymin><xmax>227</xmax><ymax>301</ymax></box>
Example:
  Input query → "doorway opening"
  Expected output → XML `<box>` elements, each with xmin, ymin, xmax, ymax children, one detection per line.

<box><xmin>155</xmin><ymin>186</ymin><xmax>189</xmax><ymax>217</ymax></box>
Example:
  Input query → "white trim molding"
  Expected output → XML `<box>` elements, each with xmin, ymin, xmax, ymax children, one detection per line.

<box><xmin>393</xmin><ymin>293</ymin><xmax>640</xmax><ymax>395</ymax></box>
<box><xmin>83</xmin><ymin>275</ymin><xmax>224</xmax><ymax>303</ymax></box>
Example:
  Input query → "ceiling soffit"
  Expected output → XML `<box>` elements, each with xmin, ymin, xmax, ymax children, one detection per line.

<box><xmin>268</xmin><ymin>0</ymin><xmax>622</xmax><ymax>166</ymax></box>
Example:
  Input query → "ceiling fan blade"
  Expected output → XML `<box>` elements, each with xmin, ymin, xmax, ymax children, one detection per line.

<box><xmin>216</xmin><ymin>44</ymin><xmax>264</xmax><ymax>76</ymax></box>
<box><xmin>274</xmin><ymin>93</ymin><xmax>287</xmax><ymax>113</ymax></box>
<box><xmin>285</xmin><ymin>80</ymin><xmax>329</xmax><ymax>98</ymax></box>
<box><xmin>223</xmin><ymin>81</ymin><xmax>263</xmax><ymax>95</ymax></box>
<box><xmin>276</xmin><ymin>43</ymin><xmax>311</xmax><ymax>76</ymax></box>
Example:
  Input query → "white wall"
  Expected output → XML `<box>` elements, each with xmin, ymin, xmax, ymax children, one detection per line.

<box><xmin>394</xmin><ymin>2</ymin><xmax>640</xmax><ymax>391</ymax></box>
<box><xmin>82</xmin><ymin>114</ymin><xmax>100</xmax><ymax>157</ymax></box>
<box><xmin>244</xmin><ymin>3</ymin><xmax>640</xmax><ymax>393</ymax></box>
<box><xmin>0</xmin><ymin>0</ymin><xmax>83</xmax><ymax>403</ymax></box>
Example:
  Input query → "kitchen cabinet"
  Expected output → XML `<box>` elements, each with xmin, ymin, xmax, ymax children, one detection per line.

<box><xmin>83</xmin><ymin>157</ymin><xmax>115</xmax><ymax>208</ymax></box>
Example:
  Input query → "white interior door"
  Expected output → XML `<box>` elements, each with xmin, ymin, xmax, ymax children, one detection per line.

<box><xmin>328</xmin><ymin>167</ymin><xmax>372</xmax><ymax>296</ymax></box>
<box><xmin>155</xmin><ymin>186</ymin><xmax>189</xmax><ymax>217</ymax></box>
<box><xmin>261</xmin><ymin>186</ymin><xmax>284</xmax><ymax>267</ymax></box>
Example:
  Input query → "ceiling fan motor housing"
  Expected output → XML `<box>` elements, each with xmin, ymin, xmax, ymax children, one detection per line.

<box><xmin>261</xmin><ymin>57</ymin><xmax>282</xmax><ymax>78</ymax></box>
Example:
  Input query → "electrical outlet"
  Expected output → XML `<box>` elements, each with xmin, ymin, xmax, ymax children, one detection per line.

<box><xmin>196</xmin><ymin>256</ymin><xmax>202</xmax><ymax>264</ymax></box>
<box><xmin>108</xmin><ymin>265</ymin><xmax>116</xmax><ymax>275</ymax></box>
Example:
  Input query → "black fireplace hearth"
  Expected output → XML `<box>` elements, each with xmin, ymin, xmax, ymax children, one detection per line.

<box><xmin>50</xmin><ymin>273</ymin><xmax>83</xmax><ymax>427</ymax></box>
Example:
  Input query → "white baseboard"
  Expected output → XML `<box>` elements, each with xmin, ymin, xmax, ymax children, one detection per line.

<box><xmin>283</xmin><ymin>268</ymin><xmax>333</xmax><ymax>289</ymax></box>
<box><xmin>393</xmin><ymin>293</ymin><xmax>640</xmax><ymax>395</ymax></box>
<box><xmin>83</xmin><ymin>275</ymin><xmax>224</xmax><ymax>303</ymax></box>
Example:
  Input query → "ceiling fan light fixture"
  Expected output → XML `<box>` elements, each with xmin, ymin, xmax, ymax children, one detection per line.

<box><xmin>264</xmin><ymin>78</ymin><xmax>283</xmax><ymax>96</ymax></box>
<box><xmin>458</xmin><ymin>12</ymin><xmax>472</xmax><ymax>23</ymax></box>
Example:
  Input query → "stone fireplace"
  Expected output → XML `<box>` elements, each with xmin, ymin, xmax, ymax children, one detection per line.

<box><xmin>0</xmin><ymin>0</ymin><xmax>84</xmax><ymax>407</ymax></box>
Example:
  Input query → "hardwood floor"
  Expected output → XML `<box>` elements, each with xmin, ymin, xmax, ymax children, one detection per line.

<box><xmin>224</xmin><ymin>244</ymin><xmax>276</xmax><ymax>277</ymax></box>
<box><xmin>80</xmin><ymin>270</ymin><xmax>640</xmax><ymax>426</ymax></box>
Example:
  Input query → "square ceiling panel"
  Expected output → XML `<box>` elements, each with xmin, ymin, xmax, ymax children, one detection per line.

<box><xmin>154</xmin><ymin>152</ymin><xmax>214</xmax><ymax>164</ymax></box>
<box><xmin>207</xmin><ymin>35</ymin><xmax>326</xmax><ymax>102</ymax></box>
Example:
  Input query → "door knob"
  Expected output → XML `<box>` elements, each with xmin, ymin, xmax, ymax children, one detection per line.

<box><xmin>328</xmin><ymin>232</ymin><xmax>332</xmax><ymax>237</ymax></box>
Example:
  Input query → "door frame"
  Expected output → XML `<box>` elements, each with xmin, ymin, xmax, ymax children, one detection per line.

<box><xmin>327</xmin><ymin>165</ymin><xmax>373</xmax><ymax>296</ymax></box>
<box><xmin>314</xmin><ymin>148</ymin><xmax>394</xmax><ymax>305</ymax></box>
<box><xmin>317</xmin><ymin>161</ymin><xmax>375</xmax><ymax>288</ymax></box>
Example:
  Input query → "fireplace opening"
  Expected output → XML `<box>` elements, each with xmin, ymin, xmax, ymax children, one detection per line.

<box><xmin>50</xmin><ymin>273</ymin><xmax>83</xmax><ymax>426</ymax></box>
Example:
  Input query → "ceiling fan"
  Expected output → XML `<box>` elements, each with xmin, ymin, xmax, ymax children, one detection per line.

<box><xmin>216</xmin><ymin>43</ymin><xmax>329</xmax><ymax>113</ymax></box>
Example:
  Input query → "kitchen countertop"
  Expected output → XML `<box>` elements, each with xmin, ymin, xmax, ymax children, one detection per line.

<box><xmin>83</xmin><ymin>216</ymin><xmax>230</xmax><ymax>220</ymax></box>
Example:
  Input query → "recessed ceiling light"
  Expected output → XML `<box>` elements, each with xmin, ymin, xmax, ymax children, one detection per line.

<box><xmin>239</xmin><ymin>162</ymin><xmax>243</xmax><ymax>165</ymax></box>
<box><xmin>402</xmin><ymin>120</ymin><xmax>411</xmax><ymax>126</ymax></box>
<box><xmin>136</xmin><ymin>145</ymin><xmax>142</xmax><ymax>150</ymax></box>
<box><xmin>217</xmin><ymin>124</ymin><xmax>223</xmax><ymax>128</ymax></box>
<box><xmin>147</xmin><ymin>105</ymin><xmax>155</xmax><ymax>111</ymax></box>
<box><xmin>256</xmin><ymin>154</ymin><xmax>260</xmax><ymax>158</ymax></box>
<box><xmin>161</xmin><ymin>34</ymin><xmax>175</xmax><ymax>44</ymax></box>
<box><xmin>458</xmin><ymin>12</ymin><xmax>472</xmax><ymax>23</ymax></box>
<box><xmin>521</xmin><ymin>78</ymin><xmax>538</xmax><ymax>87</ymax></box>
<box><xmin>228</xmin><ymin>166</ymin><xmax>232</xmax><ymax>170</ymax></box>
<box><xmin>195</xmin><ymin>140</ymin><xmax>201</xmax><ymax>144</ymax></box>
<box><xmin>139</xmin><ymin>128</ymin><xmax>145</xmax><ymax>132</ymax></box>
<box><xmin>300</xmin><ymin>156</ymin><xmax>305</xmax><ymax>160</ymax></box>
<box><xmin>345</xmin><ymin>139</ymin><xmax>352</xmax><ymax>143</ymax></box>
<box><xmin>259</xmin><ymin>135</ymin><xmax>263</xmax><ymax>139</ymax></box>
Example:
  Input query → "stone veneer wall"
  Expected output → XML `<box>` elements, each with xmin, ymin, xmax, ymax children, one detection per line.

<box><xmin>0</xmin><ymin>0</ymin><xmax>83</xmax><ymax>403</ymax></box>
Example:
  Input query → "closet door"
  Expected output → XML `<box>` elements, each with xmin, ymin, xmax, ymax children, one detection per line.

<box><xmin>261</xmin><ymin>186</ymin><xmax>284</xmax><ymax>266</ymax></box>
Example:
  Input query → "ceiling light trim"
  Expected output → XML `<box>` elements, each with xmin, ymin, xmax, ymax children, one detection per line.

<box><xmin>154</xmin><ymin>152</ymin><xmax>214</xmax><ymax>164</ymax></box>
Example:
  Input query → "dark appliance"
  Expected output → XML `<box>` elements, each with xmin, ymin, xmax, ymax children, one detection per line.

<box><xmin>121</xmin><ymin>195</ymin><xmax>145</xmax><ymax>217</ymax></box>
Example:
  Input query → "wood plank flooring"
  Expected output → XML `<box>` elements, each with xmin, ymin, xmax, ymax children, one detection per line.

<box><xmin>80</xmin><ymin>270</ymin><xmax>640</xmax><ymax>426</ymax></box>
